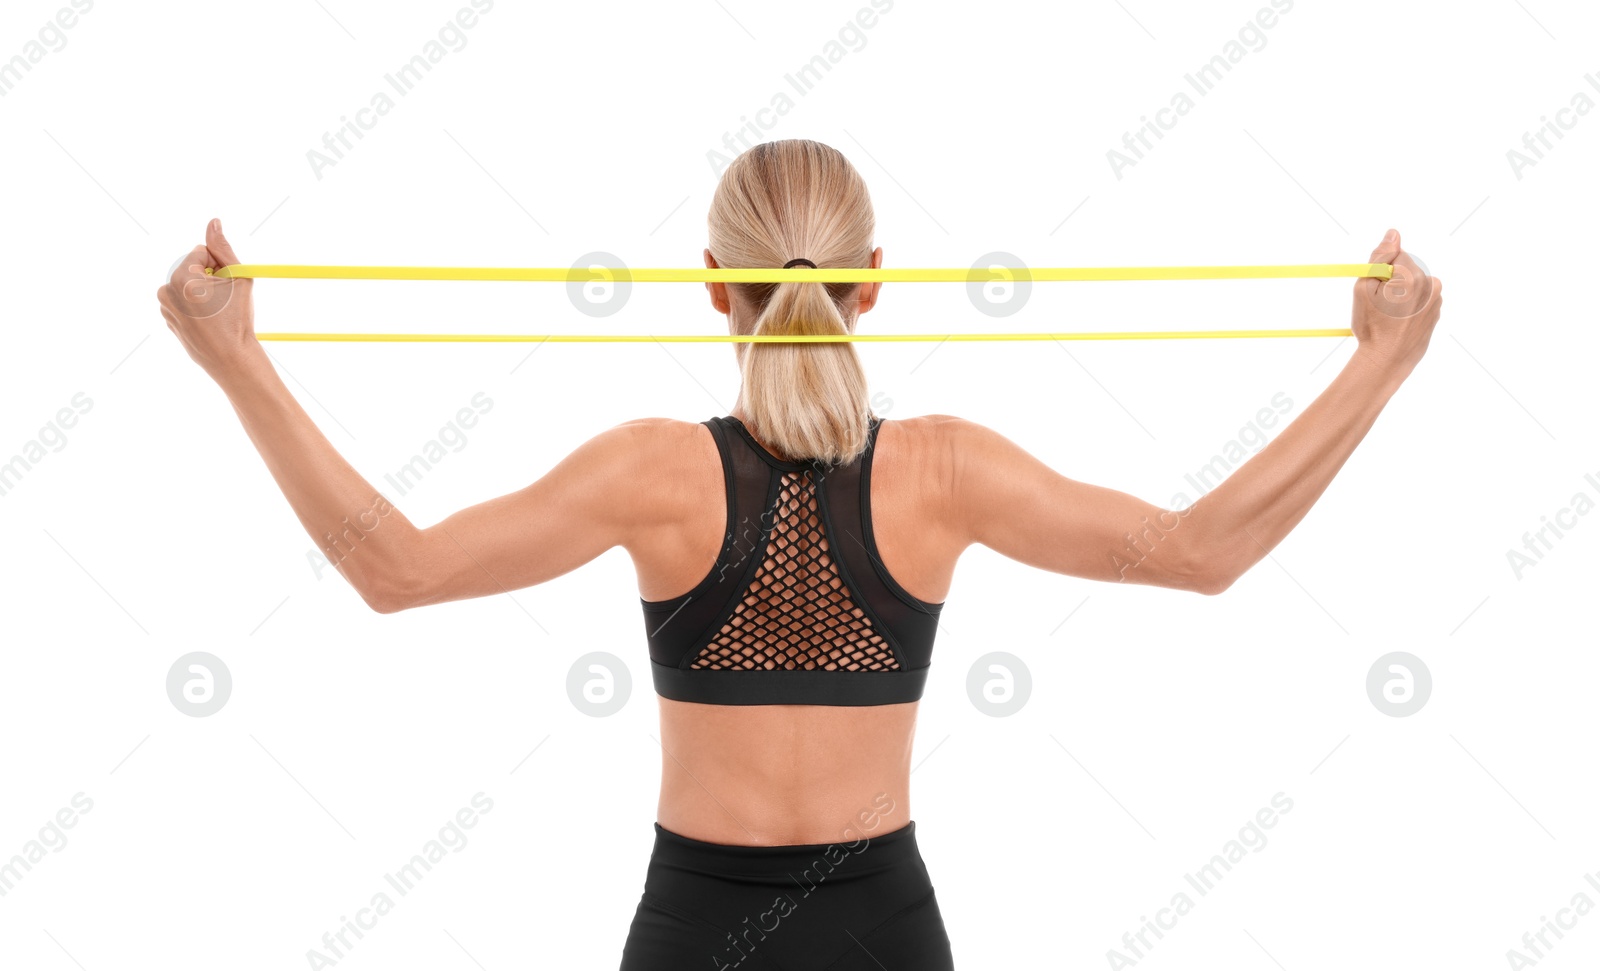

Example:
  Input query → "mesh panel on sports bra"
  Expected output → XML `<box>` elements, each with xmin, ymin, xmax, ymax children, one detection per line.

<box><xmin>689</xmin><ymin>467</ymin><xmax>901</xmax><ymax>673</ymax></box>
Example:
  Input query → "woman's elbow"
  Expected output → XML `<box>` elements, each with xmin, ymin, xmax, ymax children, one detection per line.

<box><xmin>362</xmin><ymin>587</ymin><xmax>411</xmax><ymax>614</ymax></box>
<box><xmin>354</xmin><ymin>560</ymin><xmax>434</xmax><ymax>614</ymax></box>
<box><xmin>1172</xmin><ymin>536</ymin><xmax>1244</xmax><ymax>596</ymax></box>
<box><xmin>1190</xmin><ymin>568</ymin><xmax>1238</xmax><ymax>597</ymax></box>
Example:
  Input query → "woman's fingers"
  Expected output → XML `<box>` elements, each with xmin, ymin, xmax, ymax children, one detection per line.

<box><xmin>1353</xmin><ymin>229</ymin><xmax>1430</xmax><ymax>320</ymax></box>
<box><xmin>1358</xmin><ymin>229</ymin><xmax>1400</xmax><ymax>304</ymax></box>
<box><xmin>156</xmin><ymin>221</ymin><xmax>263</xmax><ymax>382</ymax></box>
<box><xmin>1381</xmin><ymin>250</ymin><xmax>1433</xmax><ymax>319</ymax></box>
<box><xmin>169</xmin><ymin>244</ymin><xmax>210</xmax><ymax>287</ymax></box>
<box><xmin>162</xmin><ymin>231</ymin><xmax>245</xmax><ymax>320</ymax></box>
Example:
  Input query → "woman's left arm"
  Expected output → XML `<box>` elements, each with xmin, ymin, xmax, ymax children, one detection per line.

<box><xmin>157</xmin><ymin>220</ymin><xmax>644</xmax><ymax>613</ymax></box>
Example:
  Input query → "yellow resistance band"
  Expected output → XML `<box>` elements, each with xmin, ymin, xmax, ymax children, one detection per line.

<box><xmin>253</xmin><ymin>330</ymin><xmax>1353</xmax><ymax>343</ymax></box>
<box><xmin>213</xmin><ymin>263</ymin><xmax>1391</xmax><ymax>283</ymax></box>
<box><xmin>211</xmin><ymin>263</ymin><xmax>1384</xmax><ymax>342</ymax></box>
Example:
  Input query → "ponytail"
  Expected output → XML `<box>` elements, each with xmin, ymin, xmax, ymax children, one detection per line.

<box><xmin>739</xmin><ymin>277</ymin><xmax>871</xmax><ymax>466</ymax></box>
<box><xmin>708</xmin><ymin>139</ymin><xmax>878</xmax><ymax>465</ymax></box>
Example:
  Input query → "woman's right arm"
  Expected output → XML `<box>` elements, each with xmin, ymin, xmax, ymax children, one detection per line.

<box><xmin>941</xmin><ymin>229</ymin><xmax>1443</xmax><ymax>595</ymax></box>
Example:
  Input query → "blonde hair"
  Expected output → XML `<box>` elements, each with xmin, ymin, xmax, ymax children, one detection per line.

<box><xmin>708</xmin><ymin>139</ymin><xmax>875</xmax><ymax>465</ymax></box>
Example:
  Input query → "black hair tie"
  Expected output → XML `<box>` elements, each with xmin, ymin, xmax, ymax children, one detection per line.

<box><xmin>782</xmin><ymin>258</ymin><xmax>817</xmax><ymax>269</ymax></box>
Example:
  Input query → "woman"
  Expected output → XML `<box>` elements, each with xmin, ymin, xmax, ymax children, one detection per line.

<box><xmin>156</xmin><ymin>139</ymin><xmax>1442</xmax><ymax>968</ymax></box>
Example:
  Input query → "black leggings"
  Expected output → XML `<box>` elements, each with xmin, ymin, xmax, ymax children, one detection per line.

<box><xmin>619</xmin><ymin>819</ymin><xmax>955</xmax><ymax>969</ymax></box>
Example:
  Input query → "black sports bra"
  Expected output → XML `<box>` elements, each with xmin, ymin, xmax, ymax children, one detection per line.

<box><xmin>641</xmin><ymin>414</ymin><xmax>944</xmax><ymax>706</ymax></box>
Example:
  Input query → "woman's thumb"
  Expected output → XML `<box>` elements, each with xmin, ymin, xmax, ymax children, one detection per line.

<box><xmin>1368</xmin><ymin>228</ymin><xmax>1400</xmax><ymax>264</ymax></box>
<box><xmin>205</xmin><ymin>218</ymin><xmax>241</xmax><ymax>268</ymax></box>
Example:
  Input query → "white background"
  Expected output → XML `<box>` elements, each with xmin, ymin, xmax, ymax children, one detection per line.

<box><xmin>1</xmin><ymin>0</ymin><xmax>1596</xmax><ymax>968</ymax></box>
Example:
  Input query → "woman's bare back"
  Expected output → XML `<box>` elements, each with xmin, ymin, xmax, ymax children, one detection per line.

<box><xmin>636</xmin><ymin>415</ymin><xmax>958</xmax><ymax>845</ymax></box>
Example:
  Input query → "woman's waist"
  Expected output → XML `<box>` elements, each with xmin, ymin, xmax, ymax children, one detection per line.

<box><xmin>657</xmin><ymin>776</ymin><xmax>910</xmax><ymax>847</ymax></box>
<box><xmin>644</xmin><ymin>817</ymin><xmax>925</xmax><ymax>890</ymax></box>
<box><xmin>654</xmin><ymin>698</ymin><xmax>916</xmax><ymax>845</ymax></box>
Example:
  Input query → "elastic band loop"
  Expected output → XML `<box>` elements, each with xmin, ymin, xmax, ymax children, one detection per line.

<box><xmin>782</xmin><ymin>258</ymin><xmax>818</xmax><ymax>269</ymax></box>
<box><xmin>253</xmin><ymin>329</ymin><xmax>1355</xmax><ymax>343</ymax></box>
<box><xmin>210</xmin><ymin>263</ymin><xmax>1393</xmax><ymax>283</ymax></box>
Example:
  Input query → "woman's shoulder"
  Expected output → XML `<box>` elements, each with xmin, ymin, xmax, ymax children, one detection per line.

<box><xmin>603</xmin><ymin>417</ymin><xmax>719</xmax><ymax>461</ymax></box>
<box><xmin>877</xmin><ymin>413</ymin><xmax>983</xmax><ymax>461</ymax></box>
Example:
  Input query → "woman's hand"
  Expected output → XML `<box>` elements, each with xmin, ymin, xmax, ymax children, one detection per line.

<box><xmin>1351</xmin><ymin>228</ymin><xmax>1444</xmax><ymax>381</ymax></box>
<box><xmin>155</xmin><ymin>219</ymin><xmax>265</xmax><ymax>384</ymax></box>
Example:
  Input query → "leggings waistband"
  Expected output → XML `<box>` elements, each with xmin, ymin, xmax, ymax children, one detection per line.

<box><xmin>624</xmin><ymin>819</ymin><xmax>952</xmax><ymax>969</ymax></box>
<box><xmin>647</xmin><ymin>820</ymin><xmax>921</xmax><ymax>887</ymax></box>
